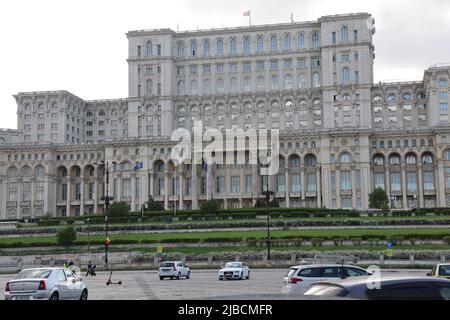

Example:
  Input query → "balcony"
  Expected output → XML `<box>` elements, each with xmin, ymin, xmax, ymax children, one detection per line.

<box><xmin>21</xmin><ymin>201</ymin><xmax>31</xmax><ymax>207</ymax></box>
<box><xmin>34</xmin><ymin>200</ymin><xmax>44</xmax><ymax>206</ymax></box>
<box><xmin>306</xmin><ymin>192</ymin><xmax>317</xmax><ymax>197</ymax></box>
<box><xmin>290</xmin><ymin>192</ymin><xmax>301</xmax><ymax>198</ymax></box>
<box><xmin>6</xmin><ymin>201</ymin><xmax>17</xmax><ymax>207</ymax></box>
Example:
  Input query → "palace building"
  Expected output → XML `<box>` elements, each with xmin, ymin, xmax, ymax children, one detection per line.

<box><xmin>1</xmin><ymin>12</ymin><xmax>450</xmax><ymax>219</ymax></box>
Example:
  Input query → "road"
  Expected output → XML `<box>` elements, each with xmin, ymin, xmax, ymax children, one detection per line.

<box><xmin>0</xmin><ymin>268</ymin><xmax>428</xmax><ymax>300</ymax></box>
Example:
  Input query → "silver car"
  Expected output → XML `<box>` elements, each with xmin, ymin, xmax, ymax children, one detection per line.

<box><xmin>4</xmin><ymin>267</ymin><xmax>88</xmax><ymax>300</ymax></box>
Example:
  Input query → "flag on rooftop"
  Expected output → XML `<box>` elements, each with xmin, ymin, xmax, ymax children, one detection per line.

<box><xmin>243</xmin><ymin>10</ymin><xmax>250</xmax><ymax>16</ymax></box>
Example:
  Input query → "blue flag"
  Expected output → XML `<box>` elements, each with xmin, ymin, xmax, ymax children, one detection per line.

<box><xmin>134</xmin><ymin>162</ymin><xmax>144</xmax><ymax>171</ymax></box>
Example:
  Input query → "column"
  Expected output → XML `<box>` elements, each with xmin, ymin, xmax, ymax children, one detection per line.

<box><xmin>385</xmin><ymin>166</ymin><xmax>391</xmax><ymax>201</ymax></box>
<box><xmin>30</xmin><ymin>178</ymin><xmax>35</xmax><ymax>217</ymax></box>
<box><xmin>43</xmin><ymin>176</ymin><xmax>49</xmax><ymax>216</ymax></box>
<box><xmin>179</xmin><ymin>169</ymin><xmax>184</xmax><ymax>210</ymax></box>
<box><xmin>417</xmin><ymin>165</ymin><xmax>424</xmax><ymax>208</ymax></box>
<box><xmin>117</xmin><ymin>177</ymin><xmax>122</xmax><ymax>203</ymax></box>
<box><xmin>252</xmin><ymin>165</ymin><xmax>259</xmax><ymax>205</ymax></box>
<box><xmin>335</xmin><ymin>169</ymin><xmax>341</xmax><ymax>208</ymax></box>
<box><xmin>149</xmin><ymin>171</ymin><xmax>154</xmax><ymax>198</ymax></box>
<box><xmin>93</xmin><ymin>170</ymin><xmax>98</xmax><ymax>214</ymax></box>
<box><xmin>437</xmin><ymin>162</ymin><xmax>446</xmax><ymax>207</ymax></box>
<box><xmin>131</xmin><ymin>175</ymin><xmax>136</xmax><ymax>211</ymax></box>
<box><xmin>80</xmin><ymin>176</ymin><xmax>85</xmax><ymax>216</ymax></box>
<box><xmin>141</xmin><ymin>172</ymin><xmax>149</xmax><ymax>205</ymax></box>
<box><xmin>285</xmin><ymin>171</ymin><xmax>290</xmax><ymax>208</ymax></box>
<box><xmin>66</xmin><ymin>176</ymin><xmax>71</xmax><ymax>217</ymax></box>
<box><xmin>401</xmin><ymin>165</ymin><xmax>408</xmax><ymax>209</ymax></box>
<box><xmin>361</xmin><ymin>165</ymin><xmax>371</xmax><ymax>209</ymax></box>
<box><xmin>191</xmin><ymin>165</ymin><xmax>199</xmax><ymax>209</ymax></box>
<box><xmin>317</xmin><ymin>168</ymin><xmax>322</xmax><ymax>208</ymax></box>
<box><xmin>300</xmin><ymin>169</ymin><xmax>306</xmax><ymax>201</ymax></box>
<box><xmin>16</xmin><ymin>181</ymin><xmax>21</xmax><ymax>219</ymax></box>
<box><xmin>1</xmin><ymin>179</ymin><xmax>7</xmax><ymax>219</ymax></box>
<box><xmin>207</xmin><ymin>166</ymin><xmax>213</xmax><ymax>200</ymax></box>
<box><xmin>351</xmin><ymin>170</ymin><xmax>356</xmax><ymax>209</ymax></box>
<box><xmin>164</xmin><ymin>173</ymin><xmax>169</xmax><ymax>210</ymax></box>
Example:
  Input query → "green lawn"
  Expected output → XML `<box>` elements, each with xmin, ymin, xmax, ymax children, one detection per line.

<box><xmin>1</xmin><ymin>227</ymin><xmax>449</xmax><ymax>247</ymax></box>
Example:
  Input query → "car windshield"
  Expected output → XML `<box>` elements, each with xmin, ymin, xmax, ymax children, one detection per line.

<box><xmin>225</xmin><ymin>263</ymin><xmax>242</xmax><ymax>268</ymax></box>
<box><xmin>160</xmin><ymin>263</ymin><xmax>175</xmax><ymax>268</ymax></box>
<box><xmin>439</xmin><ymin>265</ymin><xmax>450</xmax><ymax>276</ymax></box>
<box><xmin>14</xmin><ymin>269</ymin><xmax>52</xmax><ymax>280</ymax></box>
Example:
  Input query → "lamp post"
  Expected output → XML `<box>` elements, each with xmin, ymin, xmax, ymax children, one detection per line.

<box><xmin>93</xmin><ymin>160</ymin><xmax>116</xmax><ymax>267</ymax></box>
<box><xmin>263</xmin><ymin>175</ymin><xmax>274</xmax><ymax>261</ymax></box>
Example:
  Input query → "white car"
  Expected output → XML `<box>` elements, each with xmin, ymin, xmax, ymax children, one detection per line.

<box><xmin>282</xmin><ymin>264</ymin><xmax>371</xmax><ymax>294</ymax></box>
<box><xmin>218</xmin><ymin>262</ymin><xmax>250</xmax><ymax>280</ymax></box>
<box><xmin>158</xmin><ymin>261</ymin><xmax>190</xmax><ymax>280</ymax></box>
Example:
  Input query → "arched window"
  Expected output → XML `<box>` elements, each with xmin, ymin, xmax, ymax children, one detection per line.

<box><xmin>284</xmin><ymin>34</ymin><xmax>291</xmax><ymax>50</ymax></box>
<box><xmin>191</xmin><ymin>40</ymin><xmax>197</xmax><ymax>56</ymax></box>
<box><xmin>312</xmin><ymin>32</ymin><xmax>320</xmax><ymax>48</ymax></box>
<box><xmin>35</xmin><ymin>166</ymin><xmax>44</xmax><ymax>176</ymax></box>
<box><xmin>203</xmin><ymin>39</ymin><xmax>210</xmax><ymax>56</ymax></box>
<box><xmin>423</xmin><ymin>154</ymin><xmax>433</xmax><ymax>164</ymax></box>
<box><xmin>243</xmin><ymin>37</ymin><xmax>251</xmax><ymax>54</ymax></box>
<box><xmin>146</xmin><ymin>41</ymin><xmax>152</xmax><ymax>57</ymax></box>
<box><xmin>86</xmin><ymin>111</ymin><xmax>93</xmax><ymax>117</ymax></box>
<box><xmin>290</xmin><ymin>156</ymin><xmax>300</xmax><ymax>167</ymax></box>
<box><xmin>177</xmin><ymin>42</ymin><xmax>184</xmax><ymax>57</ymax></box>
<box><xmin>342</xmin><ymin>67</ymin><xmax>350</xmax><ymax>83</ymax></box>
<box><xmin>341</xmin><ymin>26</ymin><xmax>348</xmax><ymax>42</ymax></box>
<box><xmin>390</xmin><ymin>155</ymin><xmax>401</xmax><ymax>165</ymax></box>
<box><xmin>305</xmin><ymin>154</ymin><xmax>317</xmax><ymax>166</ymax></box>
<box><xmin>387</xmin><ymin>94</ymin><xmax>397</xmax><ymax>102</ymax></box>
<box><xmin>298</xmin><ymin>33</ymin><xmax>305</xmax><ymax>49</ymax></box>
<box><xmin>216</xmin><ymin>39</ymin><xmax>224</xmax><ymax>55</ymax></box>
<box><xmin>8</xmin><ymin>167</ymin><xmax>18</xmax><ymax>177</ymax></box>
<box><xmin>243</xmin><ymin>76</ymin><xmax>251</xmax><ymax>92</ymax></box>
<box><xmin>284</xmin><ymin>74</ymin><xmax>293</xmax><ymax>90</ymax></box>
<box><xmin>256</xmin><ymin>36</ymin><xmax>264</xmax><ymax>52</ymax></box>
<box><xmin>298</xmin><ymin>74</ymin><xmax>306</xmax><ymax>89</ymax></box>
<box><xmin>190</xmin><ymin>80</ymin><xmax>198</xmax><ymax>95</ymax></box>
<box><xmin>374</xmin><ymin>156</ymin><xmax>384</xmax><ymax>166</ymax></box>
<box><xmin>406</xmin><ymin>154</ymin><xmax>416</xmax><ymax>165</ymax></box>
<box><xmin>257</xmin><ymin>75</ymin><xmax>265</xmax><ymax>90</ymax></box>
<box><xmin>270</xmin><ymin>74</ymin><xmax>278</xmax><ymax>90</ymax></box>
<box><xmin>312</xmin><ymin>73</ymin><xmax>320</xmax><ymax>88</ymax></box>
<box><xmin>21</xmin><ymin>166</ymin><xmax>31</xmax><ymax>177</ymax></box>
<box><xmin>146</xmin><ymin>79</ymin><xmax>152</xmax><ymax>95</ymax></box>
<box><xmin>439</xmin><ymin>78</ymin><xmax>448</xmax><ymax>88</ymax></box>
<box><xmin>99</xmin><ymin>110</ymin><xmax>106</xmax><ymax>117</ymax></box>
<box><xmin>230</xmin><ymin>38</ymin><xmax>237</xmax><ymax>54</ymax></box>
<box><xmin>340</xmin><ymin>153</ymin><xmax>351</xmax><ymax>163</ymax></box>
<box><xmin>270</xmin><ymin>35</ymin><xmax>277</xmax><ymax>51</ymax></box>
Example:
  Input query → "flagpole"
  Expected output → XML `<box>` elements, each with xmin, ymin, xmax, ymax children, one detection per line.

<box><xmin>174</xmin><ymin>166</ymin><xmax>177</xmax><ymax>216</ymax></box>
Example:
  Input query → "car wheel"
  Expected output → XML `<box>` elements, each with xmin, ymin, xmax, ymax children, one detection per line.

<box><xmin>246</xmin><ymin>271</ymin><xmax>250</xmax><ymax>280</ymax></box>
<box><xmin>177</xmin><ymin>272</ymin><xmax>181</xmax><ymax>280</ymax></box>
<box><xmin>159</xmin><ymin>276</ymin><xmax>164</xmax><ymax>280</ymax></box>
<box><xmin>80</xmin><ymin>289</ymin><xmax>88</xmax><ymax>300</ymax></box>
<box><xmin>186</xmin><ymin>271</ymin><xmax>190</xmax><ymax>279</ymax></box>
<box><xmin>49</xmin><ymin>292</ymin><xmax>59</xmax><ymax>301</ymax></box>
<box><xmin>219</xmin><ymin>278</ymin><xmax>223</xmax><ymax>281</ymax></box>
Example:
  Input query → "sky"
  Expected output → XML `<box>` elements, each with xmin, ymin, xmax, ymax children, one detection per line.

<box><xmin>0</xmin><ymin>0</ymin><xmax>449</xmax><ymax>129</ymax></box>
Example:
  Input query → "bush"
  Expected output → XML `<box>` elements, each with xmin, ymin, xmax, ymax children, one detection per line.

<box><xmin>443</xmin><ymin>236</ymin><xmax>450</xmax><ymax>245</ymax></box>
<box><xmin>37</xmin><ymin>219</ymin><xmax>61</xmax><ymax>227</ymax></box>
<box><xmin>145</xmin><ymin>198</ymin><xmax>165</xmax><ymax>211</ymax></box>
<box><xmin>107</xmin><ymin>202</ymin><xmax>130</xmax><ymax>217</ymax></box>
<box><xmin>409</xmin><ymin>238</ymin><xmax>416</xmax><ymax>245</ymax></box>
<box><xmin>200</xmin><ymin>199</ymin><xmax>222</xmax><ymax>215</ymax></box>
<box><xmin>56</xmin><ymin>226</ymin><xmax>77</xmax><ymax>246</ymax></box>
<box><xmin>351</xmin><ymin>238</ymin><xmax>362</xmax><ymax>246</ymax></box>
<box><xmin>311</xmin><ymin>238</ymin><xmax>324</xmax><ymax>247</ymax></box>
<box><xmin>333</xmin><ymin>238</ymin><xmax>344</xmax><ymax>246</ymax></box>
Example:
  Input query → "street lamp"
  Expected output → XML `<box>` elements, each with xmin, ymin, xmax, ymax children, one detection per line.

<box><xmin>262</xmin><ymin>173</ymin><xmax>274</xmax><ymax>261</ymax></box>
<box><xmin>93</xmin><ymin>160</ymin><xmax>116</xmax><ymax>266</ymax></box>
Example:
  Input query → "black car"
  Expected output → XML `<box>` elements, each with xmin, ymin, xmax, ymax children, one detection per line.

<box><xmin>303</xmin><ymin>277</ymin><xmax>450</xmax><ymax>300</ymax></box>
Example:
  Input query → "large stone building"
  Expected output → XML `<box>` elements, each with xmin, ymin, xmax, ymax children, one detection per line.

<box><xmin>1</xmin><ymin>12</ymin><xmax>450</xmax><ymax>219</ymax></box>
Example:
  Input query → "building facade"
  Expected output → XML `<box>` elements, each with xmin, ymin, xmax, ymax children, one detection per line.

<box><xmin>1</xmin><ymin>12</ymin><xmax>450</xmax><ymax>219</ymax></box>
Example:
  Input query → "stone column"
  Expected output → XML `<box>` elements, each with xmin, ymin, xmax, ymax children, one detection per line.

<box><xmin>164</xmin><ymin>173</ymin><xmax>169</xmax><ymax>210</ymax></box>
<box><xmin>207</xmin><ymin>166</ymin><xmax>213</xmax><ymax>200</ymax></box>
<box><xmin>437</xmin><ymin>162</ymin><xmax>446</xmax><ymax>207</ymax></box>
<box><xmin>131</xmin><ymin>175</ymin><xmax>136</xmax><ymax>211</ymax></box>
<box><xmin>16</xmin><ymin>180</ymin><xmax>22</xmax><ymax>219</ymax></box>
<box><xmin>149</xmin><ymin>171</ymin><xmax>154</xmax><ymax>198</ymax></box>
<box><xmin>300</xmin><ymin>169</ymin><xmax>306</xmax><ymax>201</ymax></box>
<box><xmin>80</xmin><ymin>176</ymin><xmax>85</xmax><ymax>216</ymax></box>
<box><xmin>417</xmin><ymin>164</ymin><xmax>424</xmax><ymax>208</ymax></box>
<box><xmin>43</xmin><ymin>176</ymin><xmax>49</xmax><ymax>216</ymax></box>
<box><xmin>351</xmin><ymin>170</ymin><xmax>356</xmax><ymax>209</ymax></box>
<box><xmin>66</xmin><ymin>176</ymin><xmax>71</xmax><ymax>217</ymax></box>
<box><xmin>385</xmin><ymin>166</ymin><xmax>391</xmax><ymax>201</ymax></box>
<box><xmin>30</xmin><ymin>178</ymin><xmax>36</xmax><ymax>217</ymax></box>
<box><xmin>401</xmin><ymin>165</ymin><xmax>407</xmax><ymax>209</ymax></box>
<box><xmin>117</xmin><ymin>177</ymin><xmax>122</xmax><ymax>203</ymax></box>
<box><xmin>317</xmin><ymin>168</ymin><xmax>322</xmax><ymax>208</ymax></box>
<box><xmin>335</xmin><ymin>169</ymin><xmax>341</xmax><ymax>208</ymax></box>
<box><xmin>141</xmin><ymin>172</ymin><xmax>149</xmax><ymax>205</ymax></box>
<box><xmin>192</xmin><ymin>165</ymin><xmax>199</xmax><ymax>209</ymax></box>
<box><xmin>179</xmin><ymin>169</ymin><xmax>184</xmax><ymax>210</ymax></box>
<box><xmin>285</xmin><ymin>171</ymin><xmax>290</xmax><ymax>208</ymax></box>
<box><xmin>252</xmin><ymin>165</ymin><xmax>259</xmax><ymax>205</ymax></box>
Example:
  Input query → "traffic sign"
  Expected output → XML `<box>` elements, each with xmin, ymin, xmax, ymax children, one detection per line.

<box><xmin>387</xmin><ymin>242</ymin><xmax>393</xmax><ymax>249</ymax></box>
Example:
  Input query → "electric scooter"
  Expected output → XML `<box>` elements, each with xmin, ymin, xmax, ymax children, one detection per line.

<box><xmin>106</xmin><ymin>270</ymin><xmax>122</xmax><ymax>286</ymax></box>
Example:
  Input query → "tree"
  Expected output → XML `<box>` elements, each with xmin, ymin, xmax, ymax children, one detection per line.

<box><xmin>56</xmin><ymin>226</ymin><xmax>77</xmax><ymax>246</ymax></box>
<box><xmin>369</xmin><ymin>187</ymin><xmax>389</xmax><ymax>209</ymax></box>
<box><xmin>107</xmin><ymin>202</ymin><xmax>130</xmax><ymax>217</ymax></box>
<box><xmin>200</xmin><ymin>199</ymin><xmax>222</xmax><ymax>215</ymax></box>
<box><xmin>145</xmin><ymin>197</ymin><xmax>164</xmax><ymax>211</ymax></box>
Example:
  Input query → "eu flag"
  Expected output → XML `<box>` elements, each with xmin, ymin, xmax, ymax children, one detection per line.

<box><xmin>134</xmin><ymin>162</ymin><xmax>144</xmax><ymax>171</ymax></box>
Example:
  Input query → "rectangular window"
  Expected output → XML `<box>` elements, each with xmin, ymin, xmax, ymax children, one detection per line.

<box><xmin>122</xmin><ymin>179</ymin><xmax>131</xmax><ymax>197</ymax></box>
<box><xmin>307</xmin><ymin>173</ymin><xmax>317</xmax><ymax>192</ymax></box>
<box><xmin>390</xmin><ymin>172</ymin><xmax>401</xmax><ymax>191</ymax></box>
<box><xmin>186</xmin><ymin>178</ymin><xmax>192</xmax><ymax>195</ymax></box>
<box><xmin>245</xmin><ymin>175</ymin><xmax>252</xmax><ymax>192</ymax></box>
<box><xmin>284</xmin><ymin>59</ymin><xmax>292</xmax><ymax>69</ymax></box>
<box><xmin>201</xmin><ymin>177</ymin><xmax>206</xmax><ymax>195</ymax></box>
<box><xmin>216</xmin><ymin>176</ymin><xmax>226</xmax><ymax>194</ymax></box>
<box><xmin>277</xmin><ymin>175</ymin><xmax>285</xmax><ymax>192</ymax></box>
<box><xmin>353</xmin><ymin>30</ymin><xmax>358</xmax><ymax>41</ymax></box>
<box><xmin>231</xmin><ymin>176</ymin><xmax>240</xmax><ymax>193</ymax></box>
<box><xmin>158</xmin><ymin>178</ymin><xmax>165</xmax><ymax>196</ymax></box>
<box><xmin>215</xmin><ymin>63</ymin><xmax>224</xmax><ymax>73</ymax></box>
<box><xmin>62</xmin><ymin>184</ymin><xmax>67</xmax><ymax>201</ymax></box>
<box><xmin>354</xmin><ymin>71</ymin><xmax>359</xmax><ymax>84</ymax></box>
<box><xmin>203</xmin><ymin>64</ymin><xmax>210</xmax><ymax>74</ymax></box>
<box><xmin>270</xmin><ymin>60</ymin><xmax>278</xmax><ymax>69</ymax></box>
<box><xmin>256</xmin><ymin>61</ymin><xmax>265</xmax><ymax>70</ymax></box>
<box><xmin>439</xmin><ymin>103</ymin><xmax>448</xmax><ymax>110</ymax></box>
<box><xmin>374</xmin><ymin>173</ymin><xmax>385</xmax><ymax>189</ymax></box>
<box><xmin>423</xmin><ymin>172</ymin><xmax>434</xmax><ymax>190</ymax></box>
<box><xmin>355</xmin><ymin>171</ymin><xmax>361</xmax><ymax>192</ymax></box>
<box><xmin>229</xmin><ymin>63</ymin><xmax>237</xmax><ymax>72</ymax></box>
<box><xmin>332</xmin><ymin>32</ymin><xmax>336</xmax><ymax>44</ymax></box>
<box><xmin>243</xmin><ymin>62</ymin><xmax>251</xmax><ymax>72</ymax></box>
<box><xmin>190</xmin><ymin>65</ymin><xmax>198</xmax><ymax>74</ymax></box>
<box><xmin>291</xmin><ymin>174</ymin><xmax>301</xmax><ymax>192</ymax></box>
<box><xmin>407</xmin><ymin>172</ymin><xmax>417</xmax><ymax>192</ymax></box>
<box><xmin>298</xmin><ymin>58</ymin><xmax>306</xmax><ymax>68</ymax></box>
<box><xmin>439</xmin><ymin>91</ymin><xmax>448</xmax><ymax>99</ymax></box>
<box><xmin>340</xmin><ymin>171</ymin><xmax>351</xmax><ymax>192</ymax></box>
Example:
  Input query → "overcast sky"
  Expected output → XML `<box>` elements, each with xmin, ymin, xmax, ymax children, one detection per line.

<box><xmin>0</xmin><ymin>0</ymin><xmax>449</xmax><ymax>129</ymax></box>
